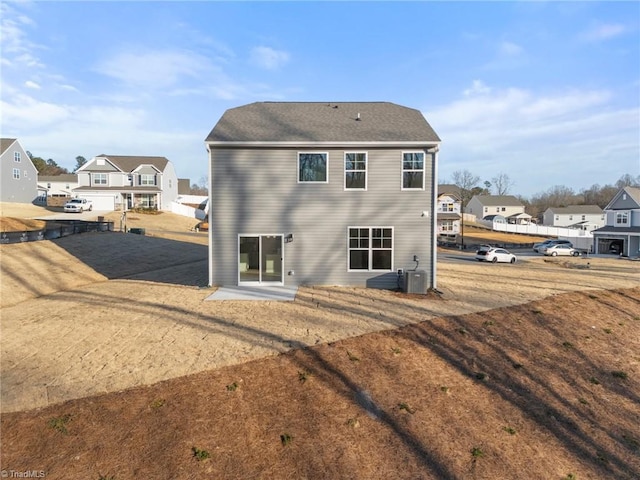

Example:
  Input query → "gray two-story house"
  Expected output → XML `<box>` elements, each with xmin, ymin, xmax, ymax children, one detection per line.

<box><xmin>74</xmin><ymin>155</ymin><xmax>179</xmax><ymax>211</ymax></box>
<box><xmin>1</xmin><ymin>138</ymin><xmax>38</xmax><ymax>203</ymax></box>
<box><xmin>205</xmin><ymin>102</ymin><xmax>441</xmax><ymax>290</ymax></box>
<box><xmin>592</xmin><ymin>186</ymin><xmax>640</xmax><ymax>256</ymax></box>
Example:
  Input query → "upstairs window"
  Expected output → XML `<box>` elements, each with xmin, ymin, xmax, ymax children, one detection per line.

<box><xmin>14</xmin><ymin>152</ymin><xmax>21</xmax><ymax>162</ymax></box>
<box><xmin>615</xmin><ymin>212</ymin><xmax>629</xmax><ymax>225</ymax></box>
<box><xmin>345</xmin><ymin>152</ymin><xmax>367</xmax><ymax>190</ymax></box>
<box><xmin>140</xmin><ymin>174</ymin><xmax>155</xmax><ymax>186</ymax></box>
<box><xmin>441</xmin><ymin>202</ymin><xmax>454</xmax><ymax>212</ymax></box>
<box><xmin>298</xmin><ymin>153</ymin><xmax>328</xmax><ymax>183</ymax></box>
<box><xmin>402</xmin><ymin>152</ymin><xmax>424</xmax><ymax>190</ymax></box>
<box><xmin>348</xmin><ymin>227</ymin><xmax>393</xmax><ymax>271</ymax></box>
<box><xmin>93</xmin><ymin>173</ymin><xmax>107</xmax><ymax>185</ymax></box>
<box><xmin>13</xmin><ymin>168</ymin><xmax>20</xmax><ymax>179</ymax></box>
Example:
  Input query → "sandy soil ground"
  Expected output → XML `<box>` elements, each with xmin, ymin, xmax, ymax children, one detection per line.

<box><xmin>1</xmin><ymin>202</ymin><xmax>639</xmax><ymax>479</ymax></box>
<box><xmin>1</xmin><ymin>201</ymin><xmax>638</xmax><ymax>414</ymax></box>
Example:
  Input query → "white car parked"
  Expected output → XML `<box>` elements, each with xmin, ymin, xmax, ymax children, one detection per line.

<box><xmin>64</xmin><ymin>198</ymin><xmax>93</xmax><ymax>213</ymax></box>
<box><xmin>542</xmin><ymin>244</ymin><xmax>581</xmax><ymax>257</ymax></box>
<box><xmin>475</xmin><ymin>247</ymin><xmax>517</xmax><ymax>264</ymax></box>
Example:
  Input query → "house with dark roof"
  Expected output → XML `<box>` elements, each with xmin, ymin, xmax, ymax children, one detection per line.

<box><xmin>205</xmin><ymin>101</ymin><xmax>441</xmax><ymax>291</ymax></box>
<box><xmin>73</xmin><ymin>155</ymin><xmax>179</xmax><ymax>211</ymax></box>
<box><xmin>1</xmin><ymin>138</ymin><xmax>38</xmax><ymax>203</ymax></box>
<box><xmin>437</xmin><ymin>184</ymin><xmax>462</xmax><ymax>243</ymax></box>
<box><xmin>542</xmin><ymin>205</ymin><xmax>605</xmax><ymax>231</ymax></box>
<box><xmin>466</xmin><ymin>194</ymin><xmax>531</xmax><ymax>225</ymax></box>
<box><xmin>592</xmin><ymin>186</ymin><xmax>640</xmax><ymax>257</ymax></box>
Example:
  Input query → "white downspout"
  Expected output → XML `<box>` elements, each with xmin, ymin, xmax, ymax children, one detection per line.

<box><xmin>430</xmin><ymin>146</ymin><xmax>439</xmax><ymax>291</ymax></box>
<box><xmin>206</xmin><ymin>144</ymin><xmax>213</xmax><ymax>287</ymax></box>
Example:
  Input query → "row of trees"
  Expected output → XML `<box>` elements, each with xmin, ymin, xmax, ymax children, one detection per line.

<box><xmin>449</xmin><ymin>170</ymin><xmax>640</xmax><ymax>221</ymax></box>
<box><xmin>27</xmin><ymin>152</ymin><xmax>87</xmax><ymax>176</ymax></box>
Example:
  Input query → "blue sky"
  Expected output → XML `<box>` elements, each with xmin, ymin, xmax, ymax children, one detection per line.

<box><xmin>1</xmin><ymin>1</ymin><xmax>638</xmax><ymax>198</ymax></box>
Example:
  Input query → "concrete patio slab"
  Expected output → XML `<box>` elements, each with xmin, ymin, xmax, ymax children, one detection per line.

<box><xmin>206</xmin><ymin>285</ymin><xmax>299</xmax><ymax>301</ymax></box>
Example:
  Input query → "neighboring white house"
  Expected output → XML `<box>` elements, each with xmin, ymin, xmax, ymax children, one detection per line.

<box><xmin>466</xmin><ymin>195</ymin><xmax>531</xmax><ymax>224</ymax></box>
<box><xmin>592</xmin><ymin>186</ymin><xmax>640</xmax><ymax>257</ymax></box>
<box><xmin>0</xmin><ymin>138</ymin><xmax>38</xmax><ymax>203</ymax></box>
<box><xmin>37</xmin><ymin>174</ymin><xmax>78</xmax><ymax>202</ymax></box>
<box><xmin>542</xmin><ymin>205</ymin><xmax>605</xmax><ymax>231</ymax></box>
<box><xmin>73</xmin><ymin>155</ymin><xmax>179</xmax><ymax>211</ymax></box>
<box><xmin>437</xmin><ymin>184</ymin><xmax>461</xmax><ymax>243</ymax></box>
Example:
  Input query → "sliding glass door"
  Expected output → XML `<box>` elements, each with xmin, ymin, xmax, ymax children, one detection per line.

<box><xmin>239</xmin><ymin>235</ymin><xmax>283</xmax><ymax>284</ymax></box>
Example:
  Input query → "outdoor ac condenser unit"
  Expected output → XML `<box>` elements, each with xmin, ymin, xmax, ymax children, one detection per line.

<box><xmin>404</xmin><ymin>270</ymin><xmax>427</xmax><ymax>294</ymax></box>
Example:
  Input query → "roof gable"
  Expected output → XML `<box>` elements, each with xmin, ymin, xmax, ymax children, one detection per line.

<box><xmin>82</xmin><ymin>155</ymin><xmax>170</xmax><ymax>173</ymax></box>
<box><xmin>206</xmin><ymin>102</ymin><xmax>441</xmax><ymax>144</ymax></box>
<box><xmin>605</xmin><ymin>186</ymin><xmax>640</xmax><ymax>210</ymax></box>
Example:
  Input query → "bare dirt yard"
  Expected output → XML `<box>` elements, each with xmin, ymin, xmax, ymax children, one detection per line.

<box><xmin>1</xmin><ymin>202</ymin><xmax>639</xmax><ymax>479</ymax></box>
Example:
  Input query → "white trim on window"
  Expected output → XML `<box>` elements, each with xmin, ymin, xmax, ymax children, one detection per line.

<box><xmin>140</xmin><ymin>174</ymin><xmax>155</xmax><ymax>186</ymax></box>
<box><xmin>298</xmin><ymin>152</ymin><xmax>329</xmax><ymax>183</ymax></box>
<box><xmin>93</xmin><ymin>173</ymin><xmax>107</xmax><ymax>185</ymax></box>
<box><xmin>347</xmin><ymin>226</ymin><xmax>394</xmax><ymax>272</ymax></box>
<box><xmin>344</xmin><ymin>152</ymin><xmax>367</xmax><ymax>190</ymax></box>
<box><xmin>615</xmin><ymin>211</ymin><xmax>629</xmax><ymax>226</ymax></box>
<box><xmin>14</xmin><ymin>152</ymin><xmax>21</xmax><ymax>162</ymax></box>
<box><xmin>12</xmin><ymin>168</ymin><xmax>20</xmax><ymax>179</ymax></box>
<box><xmin>401</xmin><ymin>151</ymin><xmax>425</xmax><ymax>190</ymax></box>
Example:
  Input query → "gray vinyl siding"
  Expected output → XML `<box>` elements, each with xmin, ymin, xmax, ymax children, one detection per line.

<box><xmin>210</xmin><ymin>147</ymin><xmax>435</xmax><ymax>289</ymax></box>
<box><xmin>1</xmin><ymin>141</ymin><xmax>38</xmax><ymax>203</ymax></box>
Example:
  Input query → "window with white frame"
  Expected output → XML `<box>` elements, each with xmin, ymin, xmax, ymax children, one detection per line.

<box><xmin>441</xmin><ymin>202</ymin><xmax>454</xmax><ymax>212</ymax></box>
<box><xmin>12</xmin><ymin>168</ymin><xmax>20</xmax><ymax>179</ymax></box>
<box><xmin>14</xmin><ymin>152</ymin><xmax>21</xmax><ymax>162</ymax></box>
<box><xmin>402</xmin><ymin>152</ymin><xmax>424</xmax><ymax>189</ymax></box>
<box><xmin>615</xmin><ymin>212</ymin><xmax>629</xmax><ymax>225</ymax></box>
<box><xmin>93</xmin><ymin>173</ymin><xmax>107</xmax><ymax>185</ymax></box>
<box><xmin>348</xmin><ymin>227</ymin><xmax>393</xmax><ymax>271</ymax></box>
<box><xmin>298</xmin><ymin>153</ymin><xmax>328</xmax><ymax>183</ymax></box>
<box><xmin>345</xmin><ymin>152</ymin><xmax>367</xmax><ymax>189</ymax></box>
<box><xmin>140</xmin><ymin>174</ymin><xmax>155</xmax><ymax>186</ymax></box>
<box><xmin>140</xmin><ymin>194</ymin><xmax>155</xmax><ymax>208</ymax></box>
<box><xmin>441</xmin><ymin>220</ymin><xmax>454</xmax><ymax>232</ymax></box>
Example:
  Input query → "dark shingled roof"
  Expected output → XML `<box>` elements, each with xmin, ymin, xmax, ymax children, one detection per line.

<box><xmin>473</xmin><ymin>195</ymin><xmax>524</xmax><ymax>207</ymax></box>
<box><xmin>546</xmin><ymin>205</ymin><xmax>603</xmax><ymax>215</ymax></box>
<box><xmin>0</xmin><ymin>138</ymin><xmax>17</xmax><ymax>154</ymax></box>
<box><xmin>96</xmin><ymin>155</ymin><xmax>169</xmax><ymax>172</ymax></box>
<box><xmin>206</xmin><ymin>102</ymin><xmax>441</xmax><ymax>144</ymax></box>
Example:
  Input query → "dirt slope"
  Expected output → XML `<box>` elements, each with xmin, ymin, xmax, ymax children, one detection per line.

<box><xmin>1</xmin><ymin>288</ymin><xmax>639</xmax><ymax>479</ymax></box>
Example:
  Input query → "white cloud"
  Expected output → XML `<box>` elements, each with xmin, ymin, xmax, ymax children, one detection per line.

<box><xmin>580</xmin><ymin>23</ymin><xmax>627</xmax><ymax>42</ymax></box>
<box><xmin>499</xmin><ymin>41</ymin><xmax>523</xmax><ymax>56</ymax></box>
<box><xmin>95</xmin><ymin>49</ymin><xmax>218</xmax><ymax>90</ymax></box>
<box><xmin>1</xmin><ymin>91</ymin><xmax>70</xmax><ymax>128</ymax></box>
<box><xmin>428</xmin><ymin>81</ymin><xmax>639</xmax><ymax>196</ymax></box>
<box><xmin>249</xmin><ymin>46</ymin><xmax>290</xmax><ymax>70</ymax></box>
<box><xmin>25</xmin><ymin>80</ymin><xmax>40</xmax><ymax>89</ymax></box>
<box><xmin>463</xmin><ymin>80</ymin><xmax>491</xmax><ymax>97</ymax></box>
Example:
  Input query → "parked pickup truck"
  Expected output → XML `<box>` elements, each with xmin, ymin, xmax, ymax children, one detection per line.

<box><xmin>64</xmin><ymin>198</ymin><xmax>93</xmax><ymax>213</ymax></box>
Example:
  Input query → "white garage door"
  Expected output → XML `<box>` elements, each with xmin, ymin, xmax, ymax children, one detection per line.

<box><xmin>80</xmin><ymin>194</ymin><xmax>117</xmax><ymax>211</ymax></box>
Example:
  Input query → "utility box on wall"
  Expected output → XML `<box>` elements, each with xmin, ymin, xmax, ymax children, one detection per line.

<box><xmin>404</xmin><ymin>270</ymin><xmax>427</xmax><ymax>294</ymax></box>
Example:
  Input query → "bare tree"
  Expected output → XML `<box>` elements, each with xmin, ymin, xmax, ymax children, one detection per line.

<box><xmin>491</xmin><ymin>173</ymin><xmax>514</xmax><ymax>195</ymax></box>
<box><xmin>451</xmin><ymin>170</ymin><xmax>480</xmax><ymax>249</ymax></box>
<box><xmin>616</xmin><ymin>173</ymin><xmax>640</xmax><ymax>188</ymax></box>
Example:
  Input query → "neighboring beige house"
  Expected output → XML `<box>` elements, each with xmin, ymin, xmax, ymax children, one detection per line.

<box><xmin>592</xmin><ymin>186</ymin><xmax>640</xmax><ymax>257</ymax></box>
<box><xmin>205</xmin><ymin>101</ymin><xmax>441</xmax><ymax>290</ymax></box>
<box><xmin>1</xmin><ymin>138</ymin><xmax>38</xmax><ymax>203</ymax></box>
<box><xmin>437</xmin><ymin>184</ymin><xmax>461</xmax><ymax>243</ymax></box>
<box><xmin>466</xmin><ymin>194</ymin><xmax>531</xmax><ymax>224</ymax></box>
<box><xmin>542</xmin><ymin>205</ymin><xmax>605</xmax><ymax>231</ymax></box>
<box><xmin>74</xmin><ymin>155</ymin><xmax>179</xmax><ymax>211</ymax></box>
